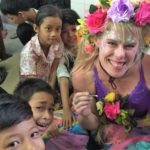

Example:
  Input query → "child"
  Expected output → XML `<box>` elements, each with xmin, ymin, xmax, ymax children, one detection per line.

<box><xmin>14</xmin><ymin>78</ymin><xmax>89</xmax><ymax>149</ymax></box>
<box><xmin>14</xmin><ymin>78</ymin><xmax>56</xmax><ymax>136</ymax></box>
<box><xmin>0</xmin><ymin>0</ymin><xmax>36</xmax><ymax>45</ymax></box>
<box><xmin>56</xmin><ymin>8</ymin><xmax>80</xmax><ymax>129</ymax></box>
<box><xmin>20</xmin><ymin>4</ymin><xmax>64</xmax><ymax>88</ymax></box>
<box><xmin>0</xmin><ymin>93</ymin><xmax>45</xmax><ymax>150</ymax></box>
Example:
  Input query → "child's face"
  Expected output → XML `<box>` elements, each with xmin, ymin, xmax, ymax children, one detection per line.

<box><xmin>29</xmin><ymin>91</ymin><xmax>55</xmax><ymax>135</ymax></box>
<box><xmin>61</xmin><ymin>23</ymin><xmax>78</xmax><ymax>49</ymax></box>
<box><xmin>35</xmin><ymin>16</ymin><xmax>62</xmax><ymax>49</ymax></box>
<box><xmin>7</xmin><ymin>14</ymin><xmax>25</xmax><ymax>25</ymax></box>
<box><xmin>0</xmin><ymin>118</ymin><xmax>45</xmax><ymax>150</ymax></box>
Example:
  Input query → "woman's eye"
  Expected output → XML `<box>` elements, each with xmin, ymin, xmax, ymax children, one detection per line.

<box><xmin>7</xmin><ymin>141</ymin><xmax>19</xmax><ymax>148</ymax></box>
<box><xmin>31</xmin><ymin>131</ymin><xmax>40</xmax><ymax>138</ymax></box>
<box><xmin>107</xmin><ymin>41</ymin><xmax>117</xmax><ymax>46</ymax></box>
<box><xmin>124</xmin><ymin>44</ymin><xmax>135</xmax><ymax>49</ymax></box>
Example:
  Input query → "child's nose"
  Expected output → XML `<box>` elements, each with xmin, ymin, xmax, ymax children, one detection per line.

<box><xmin>24</xmin><ymin>138</ymin><xmax>36</xmax><ymax>150</ymax></box>
<box><xmin>43</xmin><ymin>110</ymin><xmax>51</xmax><ymax>119</ymax></box>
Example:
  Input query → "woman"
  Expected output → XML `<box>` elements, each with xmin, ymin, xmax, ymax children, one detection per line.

<box><xmin>72</xmin><ymin>0</ymin><xmax>150</xmax><ymax>149</ymax></box>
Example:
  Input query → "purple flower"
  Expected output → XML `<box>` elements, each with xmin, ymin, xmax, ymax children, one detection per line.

<box><xmin>108</xmin><ymin>0</ymin><xmax>134</xmax><ymax>22</ymax></box>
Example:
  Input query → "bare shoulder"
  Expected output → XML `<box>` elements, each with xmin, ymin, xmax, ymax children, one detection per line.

<box><xmin>71</xmin><ymin>69</ymin><xmax>94</xmax><ymax>92</ymax></box>
<box><xmin>143</xmin><ymin>55</ymin><xmax>150</xmax><ymax>88</ymax></box>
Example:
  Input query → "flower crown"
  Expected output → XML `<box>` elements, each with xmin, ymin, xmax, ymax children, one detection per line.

<box><xmin>77</xmin><ymin>0</ymin><xmax>150</xmax><ymax>54</ymax></box>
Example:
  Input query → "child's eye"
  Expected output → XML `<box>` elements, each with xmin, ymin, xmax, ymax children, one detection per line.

<box><xmin>48</xmin><ymin>108</ymin><xmax>54</xmax><ymax>113</ymax></box>
<box><xmin>36</xmin><ymin>106</ymin><xmax>44</xmax><ymax>111</ymax></box>
<box><xmin>31</xmin><ymin>131</ymin><xmax>40</xmax><ymax>138</ymax></box>
<box><xmin>7</xmin><ymin>141</ymin><xmax>20</xmax><ymax>148</ymax></box>
<box><xmin>45</xmin><ymin>27</ymin><xmax>52</xmax><ymax>31</ymax></box>
<box><xmin>56</xmin><ymin>27</ymin><xmax>61</xmax><ymax>32</ymax></box>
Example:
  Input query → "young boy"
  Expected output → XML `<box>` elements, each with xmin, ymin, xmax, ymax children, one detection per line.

<box><xmin>56</xmin><ymin>8</ymin><xmax>80</xmax><ymax>129</ymax></box>
<box><xmin>14</xmin><ymin>78</ymin><xmax>89</xmax><ymax>149</ymax></box>
<box><xmin>0</xmin><ymin>0</ymin><xmax>36</xmax><ymax>45</ymax></box>
<box><xmin>0</xmin><ymin>93</ymin><xmax>45</xmax><ymax>150</ymax></box>
<box><xmin>14</xmin><ymin>78</ymin><xmax>56</xmax><ymax>137</ymax></box>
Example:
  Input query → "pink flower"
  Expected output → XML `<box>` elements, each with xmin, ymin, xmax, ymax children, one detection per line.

<box><xmin>134</xmin><ymin>1</ymin><xmax>150</xmax><ymax>26</ymax></box>
<box><xmin>83</xmin><ymin>44</ymin><xmax>94</xmax><ymax>54</ymax></box>
<box><xmin>104</xmin><ymin>101</ymin><xmax>120</xmax><ymax>120</ymax></box>
<box><xmin>85</xmin><ymin>9</ymin><xmax>107</xmax><ymax>34</ymax></box>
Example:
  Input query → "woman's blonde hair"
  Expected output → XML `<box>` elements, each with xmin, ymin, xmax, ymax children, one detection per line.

<box><xmin>72</xmin><ymin>20</ymin><xmax>147</xmax><ymax>73</ymax></box>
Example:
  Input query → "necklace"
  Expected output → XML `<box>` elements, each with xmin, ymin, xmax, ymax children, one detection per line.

<box><xmin>99</xmin><ymin>61</ymin><xmax>117</xmax><ymax>89</ymax></box>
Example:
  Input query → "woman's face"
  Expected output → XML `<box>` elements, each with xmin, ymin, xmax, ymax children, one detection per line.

<box><xmin>98</xmin><ymin>30</ymin><xmax>139</xmax><ymax>78</ymax></box>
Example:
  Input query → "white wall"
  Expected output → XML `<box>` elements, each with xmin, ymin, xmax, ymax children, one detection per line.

<box><xmin>71</xmin><ymin>0</ymin><xmax>97</xmax><ymax>17</ymax></box>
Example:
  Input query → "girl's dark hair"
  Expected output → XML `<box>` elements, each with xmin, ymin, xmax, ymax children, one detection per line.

<box><xmin>35</xmin><ymin>4</ymin><xmax>62</xmax><ymax>26</ymax></box>
<box><xmin>0</xmin><ymin>93</ymin><xmax>32</xmax><ymax>131</ymax></box>
<box><xmin>14</xmin><ymin>78</ymin><xmax>56</xmax><ymax>103</ymax></box>
<box><xmin>0</xmin><ymin>0</ymin><xmax>32</xmax><ymax>15</ymax></box>
<box><xmin>62</xmin><ymin>8</ymin><xmax>80</xmax><ymax>25</ymax></box>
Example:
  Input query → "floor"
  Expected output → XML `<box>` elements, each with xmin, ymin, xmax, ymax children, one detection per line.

<box><xmin>0</xmin><ymin>23</ymin><xmax>23</xmax><ymax>94</ymax></box>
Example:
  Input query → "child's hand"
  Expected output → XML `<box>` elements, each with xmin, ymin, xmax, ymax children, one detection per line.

<box><xmin>43</xmin><ymin>121</ymin><xmax>59</xmax><ymax>138</ymax></box>
<box><xmin>62</xmin><ymin>108</ymin><xmax>76</xmax><ymax>129</ymax></box>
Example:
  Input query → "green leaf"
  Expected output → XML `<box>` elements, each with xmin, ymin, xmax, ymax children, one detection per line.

<box><xmin>120</xmin><ymin>95</ymin><xmax>129</xmax><ymax>108</ymax></box>
<box><xmin>99</xmin><ymin>0</ymin><xmax>110</xmax><ymax>7</ymax></box>
<box><xmin>89</xmin><ymin>4</ymin><xmax>98</xmax><ymax>14</ymax></box>
<box><xmin>128</xmin><ymin>109</ymin><xmax>135</xmax><ymax>116</ymax></box>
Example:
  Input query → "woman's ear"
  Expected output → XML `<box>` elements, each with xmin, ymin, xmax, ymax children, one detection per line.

<box><xmin>33</xmin><ymin>24</ymin><xmax>39</xmax><ymax>33</ymax></box>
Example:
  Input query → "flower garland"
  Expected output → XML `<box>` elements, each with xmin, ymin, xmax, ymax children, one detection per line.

<box><xmin>96</xmin><ymin>92</ymin><xmax>137</xmax><ymax>131</ymax></box>
<box><xmin>77</xmin><ymin>0</ymin><xmax>150</xmax><ymax>54</ymax></box>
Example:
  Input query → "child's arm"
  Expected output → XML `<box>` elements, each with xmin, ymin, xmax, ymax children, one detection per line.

<box><xmin>49</xmin><ymin>58</ymin><xmax>60</xmax><ymax>88</ymax></box>
<box><xmin>60</xmin><ymin>77</ymin><xmax>76</xmax><ymax>129</ymax></box>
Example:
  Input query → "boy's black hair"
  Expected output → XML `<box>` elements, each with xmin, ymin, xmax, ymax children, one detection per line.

<box><xmin>35</xmin><ymin>4</ymin><xmax>62</xmax><ymax>26</ymax></box>
<box><xmin>62</xmin><ymin>8</ymin><xmax>80</xmax><ymax>25</ymax></box>
<box><xmin>14</xmin><ymin>78</ymin><xmax>56</xmax><ymax>103</ymax></box>
<box><xmin>0</xmin><ymin>93</ymin><xmax>32</xmax><ymax>131</ymax></box>
<box><xmin>0</xmin><ymin>0</ymin><xmax>33</xmax><ymax>15</ymax></box>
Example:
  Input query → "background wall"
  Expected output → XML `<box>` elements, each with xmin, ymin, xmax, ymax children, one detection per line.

<box><xmin>71</xmin><ymin>0</ymin><xmax>97</xmax><ymax>17</ymax></box>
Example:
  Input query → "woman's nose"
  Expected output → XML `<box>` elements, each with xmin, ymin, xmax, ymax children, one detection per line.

<box><xmin>115</xmin><ymin>45</ymin><xmax>125</xmax><ymax>59</ymax></box>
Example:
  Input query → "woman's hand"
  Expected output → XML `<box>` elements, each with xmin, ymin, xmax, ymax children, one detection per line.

<box><xmin>72</xmin><ymin>92</ymin><xmax>95</xmax><ymax>117</ymax></box>
<box><xmin>72</xmin><ymin>92</ymin><xmax>99</xmax><ymax>130</ymax></box>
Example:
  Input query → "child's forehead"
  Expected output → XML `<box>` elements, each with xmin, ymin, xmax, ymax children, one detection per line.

<box><xmin>102</xmin><ymin>30</ymin><xmax>137</xmax><ymax>43</ymax></box>
<box><xmin>0</xmin><ymin>118</ymin><xmax>35</xmax><ymax>141</ymax></box>
<box><xmin>30</xmin><ymin>91</ymin><xmax>54</xmax><ymax>104</ymax></box>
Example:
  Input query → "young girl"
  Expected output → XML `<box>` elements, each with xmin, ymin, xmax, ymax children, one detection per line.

<box><xmin>56</xmin><ymin>8</ymin><xmax>80</xmax><ymax>129</ymax></box>
<box><xmin>14</xmin><ymin>78</ymin><xmax>89</xmax><ymax>150</ymax></box>
<box><xmin>20</xmin><ymin>4</ymin><xmax>64</xmax><ymax>88</ymax></box>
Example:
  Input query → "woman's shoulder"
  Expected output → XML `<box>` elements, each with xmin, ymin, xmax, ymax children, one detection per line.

<box><xmin>142</xmin><ymin>54</ymin><xmax>150</xmax><ymax>89</ymax></box>
<box><xmin>72</xmin><ymin>69</ymin><xmax>94</xmax><ymax>92</ymax></box>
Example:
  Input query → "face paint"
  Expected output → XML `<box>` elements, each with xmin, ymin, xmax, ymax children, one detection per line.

<box><xmin>102</xmin><ymin>30</ymin><xmax>136</xmax><ymax>44</ymax></box>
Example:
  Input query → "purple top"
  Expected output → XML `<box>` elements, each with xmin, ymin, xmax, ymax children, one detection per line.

<box><xmin>94</xmin><ymin>65</ymin><xmax>150</xmax><ymax>118</ymax></box>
